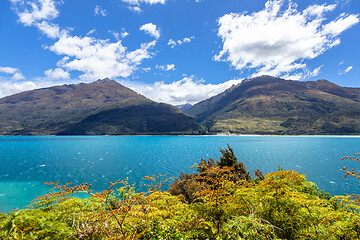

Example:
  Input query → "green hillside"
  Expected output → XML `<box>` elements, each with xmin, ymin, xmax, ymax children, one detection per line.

<box><xmin>186</xmin><ymin>76</ymin><xmax>360</xmax><ymax>134</ymax></box>
<box><xmin>0</xmin><ymin>79</ymin><xmax>202</xmax><ymax>135</ymax></box>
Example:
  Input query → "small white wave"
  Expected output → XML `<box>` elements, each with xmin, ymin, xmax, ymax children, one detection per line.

<box><xmin>330</xmin><ymin>181</ymin><xmax>336</xmax><ymax>184</ymax></box>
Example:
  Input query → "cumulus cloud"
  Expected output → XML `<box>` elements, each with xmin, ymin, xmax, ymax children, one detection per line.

<box><xmin>215</xmin><ymin>0</ymin><xmax>359</xmax><ymax>79</ymax></box>
<box><xmin>44</xmin><ymin>68</ymin><xmax>70</xmax><ymax>80</ymax></box>
<box><xmin>50</xmin><ymin>35</ymin><xmax>156</xmax><ymax>80</ymax></box>
<box><xmin>36</xmin><ymin>21</ymin><xmax>62</xmax><ymax>38</ymax></box>
<box><xmin>0</xmin><ymin>66</ymin><xmax>25</xmax><ymax>80</ymax></box>
<box><xmin>0</xmin><ymin>81</ymin><xmax>37</xmax><ymax>98</ymax></box>
<box><xmin>10</xmin><ymin>0</ymin><xmax>159</xmax><ymax>80</ymax></box>
<box><xmin>0</xmin><ymin>79</ymin><xmax>76</xmax><ymax>98</ymax></box>
<box><xmin>12</xmin><ymin>72</ymin><xmax>26</xmax><ymax>80</ymax></box>
<box><xmin>121</xmin><ymin>76</ymin><xmax>243</xmax><ymax>105</ymax></box>
<box><xmin>94</xmin><ymin>5</ymin><xmax>107</xmax><ymax>16</ymax></box>
<box><xmin>0</xmin><ymin>66</ymin><xmax>18</xmax><ymax>74</ymax></box>
<box><xmin>140</xmin><ymin>23</ymin><xmax>160</xmax><ymax>39</ymax></box>
<box><xmin>11</xmin><ymin>0</ymin><xmax>59</xmax><ymax>26</ymax></box>
<box><xmin>168</xmin><ymin>36</ymin><xmax>194</xmax><ymax>48</ymax></box>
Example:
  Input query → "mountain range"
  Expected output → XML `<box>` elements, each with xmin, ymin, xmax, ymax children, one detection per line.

<box><xmin>186</xmin><ymin>76</ymin><xmax>360</xmax><ymax>134</ymax></box>
<box><xmin>0</xmin><ymin>76</ymin><xmax>359</xmax><ymax>135</ymax></box>
<box><xmin>0</xmin><ymin>79</ymin><xmax>202</xmax><ymax>135</ymax></box>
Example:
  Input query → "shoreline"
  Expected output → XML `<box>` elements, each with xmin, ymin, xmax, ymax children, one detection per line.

<box><xmin>1</xmin><ymin>134</ymin><xmax>360</xmax><ymax>137</ymax></box>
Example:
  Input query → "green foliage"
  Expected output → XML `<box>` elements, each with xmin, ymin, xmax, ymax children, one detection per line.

<box><xmin>218</xmin><ymin>144</ymin><xmax>252</xmax><ymax>181</ymax></box>
<box><xmin>1</xmin><ymin>147</ymin><xmax>360</xmax><ymax>239</ymax></box>
<box><xmin>169</xmin><ymin>144</ymin><xmax>252</xmax><ymax>203</ymax></box>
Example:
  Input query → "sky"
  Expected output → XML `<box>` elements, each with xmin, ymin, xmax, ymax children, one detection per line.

<box><xmin>0</xmin><ymin>0</ymin><xmax>359</xmax><ymax>105</ymax></box>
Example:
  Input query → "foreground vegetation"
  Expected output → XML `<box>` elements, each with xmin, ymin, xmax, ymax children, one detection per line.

<box><xmin>1</xmin><ymin>147</ymin><xmax>360</xmax><ymax>239</ymax></box>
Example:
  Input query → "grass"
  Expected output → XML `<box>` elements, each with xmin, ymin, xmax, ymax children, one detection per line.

<box><xmin>211</xmin><ymin>118</ymin><xmax>287</xmax><ymax>134</ymax></box>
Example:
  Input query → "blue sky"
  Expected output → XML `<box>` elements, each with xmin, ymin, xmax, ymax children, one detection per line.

<box><xmin>0</xmin><ymin>0</ymin><xmax>359</xmax><ymax>104</ymax></box>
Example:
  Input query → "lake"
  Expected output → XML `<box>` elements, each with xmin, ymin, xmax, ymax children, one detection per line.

<box><xmin>0</xmin><ymin>135</ymin><xmax>359</xmax><ymax>213</ymax></box>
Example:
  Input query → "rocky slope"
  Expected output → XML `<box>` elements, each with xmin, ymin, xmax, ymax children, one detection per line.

<box><xmin>186</xmin><ymin>76</ymin><xmax>360</xmax><ymax>134</ymax></box>
<box><xmin>0</xmin><ymin>79</ymin><xmax>202</xmax><ymax>135</ymax></box>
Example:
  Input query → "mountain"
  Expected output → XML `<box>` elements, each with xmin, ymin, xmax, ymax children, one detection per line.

<box><xmin>186</xmin><ymin>76</ymin><xmax>360</xmax><ymax>135</ymax></box>
<box><xmin>0</xmin><ymin>79</ymin><xmax>202</xmax><ymax>135</ymax></box>
<box><xmin>176</xmin><ymin>103</ymin><xmax>193</xmax><ymax>111</ymax></box>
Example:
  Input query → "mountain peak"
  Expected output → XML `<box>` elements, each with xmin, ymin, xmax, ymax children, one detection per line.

<box><xmin>0</xmin><ymin>80</ymin><xmax>201</xmax><ymax>135</ymax></box>
<box><xmin>187</xmin><ymin>76</ymin><xmax>360</xmax><ymax>134</ymax></box>
<box><xmin>95</xmin><ymin>78</ymin><xmax>114</xmax><ymax>83</ymax></box>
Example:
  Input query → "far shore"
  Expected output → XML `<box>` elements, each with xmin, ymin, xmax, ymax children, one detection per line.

<box><xmin>1</xmin><ymin>134</ymin><xmax>360</xmax><ymax>137</ymax></box>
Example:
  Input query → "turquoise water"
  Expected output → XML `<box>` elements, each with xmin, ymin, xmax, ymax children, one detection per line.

<box><xmin>0</xmin><ymin>135</ymin><xmax>359</xmax><ymax>213</ymax></box>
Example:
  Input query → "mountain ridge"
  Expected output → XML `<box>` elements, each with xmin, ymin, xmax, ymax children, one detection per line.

<box><xmin>186</xmin><ymin>76</ymin><xmax>360</xmax><ymax>134</ymax></box>
<box><xmin>0</xmin><ymin>79</ymin><xmax>202</xmax><ymax>135</ymax></box>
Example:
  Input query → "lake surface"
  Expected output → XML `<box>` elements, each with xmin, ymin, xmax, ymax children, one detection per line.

<box><xmin>0</xmin><ymin>135</ymin><xmax>359</xmax><ymax>213</ymax></box>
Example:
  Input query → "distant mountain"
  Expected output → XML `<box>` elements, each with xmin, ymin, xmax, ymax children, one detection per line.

<box><xmin>176</xmin><ymin>103</ymin><xmax>193</xmax><ymax>111</ymax></box>
<box><xmin>186</xmin><ymin>76</ymin><xmax>360</xmax><ymax>134</ymax></box>
<box><xmin>0</xmin><ymin>79</ymin><xmax>202</xmax><ymax>135</ymax></box>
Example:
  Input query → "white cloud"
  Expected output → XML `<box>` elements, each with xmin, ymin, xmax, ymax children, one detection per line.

<box><xmin>44</xmin><ymin>68</ymin><xmax>70</xmax><ymax>80</ymax></box>
<box><xmin>168</xmin><ymin>39</ymin><xmax>176</xmax><ymax>48</ymax></box>
<box><xmin>0</xmin><ymin>66</ymin><xmax>18</xmax><ymax>74</ymax></box>
<box><xmin>121</xmin><ymin>31</ymin><xmax>129</xmax><ymax>38</ymax></box>
<box><xmin>282</xmin><ymin>65</ymin><xmax>323</xmax><ymax>80</ymax></box>
<box><xmin>122</xmin><ymin>0</ymin><xmax>166</xmax><ymax>5</ymax></box>
<box><xmin>140</xmin><ymin>23</ymin><xmax>160</xmax><ymax>39</ymax></box>
<box><xmin>128</xmin><ymin>6</ymin><xmax>142</xmax><ymax>13</ymax></box>
<box><xmin>168</xmin><ymin>36</ymin><xmax>194</xmax><ymax>48</ymax></box>
<box><xmin>345</xmin><ymin>66</ymin><xmax>353</xmax><ymax>73</ymax></box>
<box><xmin>108</xmin><ymin>30</ymin><xmax>120</xmax><ymax>40</ymax></box>
<box><xmin>0</xmin><ymin>66</ymin><xmax>25</xmax><ymax>80</ymax></box>
<box><xmin>56</xmin><ymin>56</ymin><xmax>70</xmax><ymax>67</ymax></box>
<box><xmin>121</xmin><ymin>76</ymin><xmax>243</xmax><ymax>105</ymax></box>
<box><xmin>94</xmin><ymin>5</ymin><xmax>107</xmax><ymax>16</ymax></box>
<box><xmin>310</xmin><ymin>65</ymin><xmax>323</xmax><ymax>77</ymax></box>
<box><xmin>323</xmin><ymin>13</ymin><xmax>359</xmax><ymax>36</ymax></box>
<box><xmin>48</xmin><ymin>35</ymin><xmax>156</xmax><ymax>80</ymax></box>
<box><xmin>13</xmin><ymin>0</ymin><xmax>59</xmax><ymax>26</ymax></box>
<box><xmin>11</xmin><ymin>0</ymin><xmax>159</xmax><ymax>81</ymax></box>
<box><xmin>10</xmin><ymin>0</ymin><xmax>64</xmax><ymax>38</ymax></box>
<box><xmin>12</xmin><ymin>72</ymin><xmax>26</xmax><ymax>80</ymax></box>
<box><xmin>109</xmin><ymin>30</ymin><xmax>129</xmax><ymax>40</ymax></box>
<box><xmin>86</xmin><ymin>29</ymin><xmax>96</xmax><ymax>36</ymax></box>
<box><xmin>156</xmin><ymin>64</ymin><xmax>175</xmax><ymax>71</ymax></box>
<box><xmin>215</xmin><ymin>0</ymin><xmax>359</xmax><ymax>79</ymax></box>
<box><xmin>36</xmin><ymin>21</ymin><xmax>62</xmax><ymax>39</ymax></box>
<box><xmin>0</xmin><ymin>78</ymin><xmax>78</xmax><ymax>98</ymax></box>
<box><xmin>166</xmin><ymin>64</ymin><xmax>175</xmax><ymax>71</ymax></box>
<box><xmin>0</xmin><ymin>81</ymin><xmax>37</xmax><ymax>98</ymax></box>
